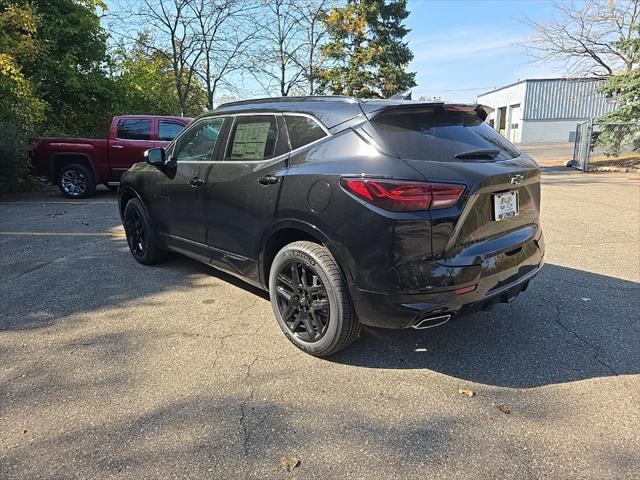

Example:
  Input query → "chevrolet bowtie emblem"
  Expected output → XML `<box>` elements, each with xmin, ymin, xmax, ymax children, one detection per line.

<box><xmin>510</xmin><ymin>174</ymin><xmax>524</xmax><ymax>185</ymax></box>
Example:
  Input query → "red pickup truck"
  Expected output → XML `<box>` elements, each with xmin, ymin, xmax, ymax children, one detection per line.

<box><xmin>29</xmin><ymin>115</ymin><xmax>191</xmax><ymax>198</ymax></box>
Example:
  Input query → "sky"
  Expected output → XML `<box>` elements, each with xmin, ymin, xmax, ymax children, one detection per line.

<box><xmin>405</xmin><ymin>0</ymin><xmax>566</xmax><ymax>102</ymax></box>
<box><xmin>104</xmin><ymin>0</ymin><xmax>569</xmax><ymax>103</ymax></box>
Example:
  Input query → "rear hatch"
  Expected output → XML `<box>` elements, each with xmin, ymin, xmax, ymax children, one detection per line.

<box><xmin>368</xmin><ymin>104</ymin><xmax>542</xmax><ymax>265</ymax></box>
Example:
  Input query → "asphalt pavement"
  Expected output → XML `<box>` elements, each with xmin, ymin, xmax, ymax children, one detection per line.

<box><xmin>1</xmin><ymin>170</ymin><xmax>639</xmax><ymax>479</ymax></box>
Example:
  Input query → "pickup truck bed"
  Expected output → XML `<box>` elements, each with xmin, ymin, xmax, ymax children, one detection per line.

<box><xmin>29</xmin><ymin>115</ymin><xmax>191</xmax><ymax>198</ymax></box>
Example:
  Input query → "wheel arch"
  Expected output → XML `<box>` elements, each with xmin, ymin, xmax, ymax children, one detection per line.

<box><xmin>118</xmin><ymin>186</ymin><xmax>147</xmax><ymax>222</ymax></box>
<box><xmin>259</xmin><ymin>220</ymin><xmax>355</xmax><ymax>290</ymax></box>
<box><xmin>50</xmin><ymin>153</ymin><xmax>99</xmax><ymax>184</ymax></box>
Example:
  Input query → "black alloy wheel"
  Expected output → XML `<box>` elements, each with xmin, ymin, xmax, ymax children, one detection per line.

<box><xmin>124</xmin><ymin>203</ymin><xmax>146</xmax><ymax>258</ymax></box>
<box><xmin>269</xmin><ymin>241</ymin><xmax>360</xmax><ymax>356</ymax></box>
<box><xmin>122</xmin><ymin>198</ymin><xmax>167</xmax><ymax>265</ymax></box>
<box><xmin>275</xmin><ymin>259</ymin><xmax>331</xmax><ymax>342</ymax></box>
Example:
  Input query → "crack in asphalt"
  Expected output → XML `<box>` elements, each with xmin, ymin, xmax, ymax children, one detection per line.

<box><xmin>239</xmin><ymin>356</ymin><xmax>259</xmax><ymax>457</ymax></box>
<box><xmin>550</xmin><ymin>299</ymin><xmax>619</xmax><ymax>377</ymax></box>
<box><xmin>7</xmin><ymin>237</ymin><xmax>111</xmax><ymax>282</ymax></box>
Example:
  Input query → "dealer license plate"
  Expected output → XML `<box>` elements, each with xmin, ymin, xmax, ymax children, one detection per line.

<box><xmin>493</xmin><ymin>191</ymin><xmax>519</xmax><ymax>221</ymax></box>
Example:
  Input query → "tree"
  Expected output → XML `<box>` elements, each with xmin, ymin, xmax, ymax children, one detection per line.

<box><xmin>19</xmin><ymin>0</ymin><xmax>119</xmax><ymax>136</ymax></box>
<box><xmin>522</xmin><ymin>0</ymin><xmax>640</xmax><ymax>77</ymax></box>
<box><xmin>250</xmin><ymin>0</ymin><xmax>307</xmax><ymax>96</ymax></box>
<box><xmin>595</xmin><ymin>24</ymin><xmax>640</xmax><ymax>155</ymax></box>
<box><xmin>122</xmin><ymin>0</ymin><xmax>205</xmax><ymax>116</ymax></box>
<box><xmin>187</xmin><ymin>0</ymin><xmax>256</xmax><ymax>109</ymax></box>
<box><xmin>292</xmin><ymin>0</ymin><xmax>329</xmax><ymax>95</ymax></box>
<box><xmin>600</xmin><ymin>25</ymin><xmax>640</xmax><ymax>122</ymax></box>
<box><xmin>318</xmin><ymin>0</ymin><xmax>416</xmax><ymax>98</ymax></box>
<box><xmin>0</xmin><ymin>2</ymin><xmax>46</xmax><ymax>191</ymax></box>
<box><xmin>112</xmin><ymin>41</ymin><xmax>182</xmax><ymax>116</ymax></box>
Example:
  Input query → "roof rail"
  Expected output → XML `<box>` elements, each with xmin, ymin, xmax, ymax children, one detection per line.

<box><xmin>218</xmin><ymin>95</ymin><xmax>360</xmax><ymax>108</ymax></box>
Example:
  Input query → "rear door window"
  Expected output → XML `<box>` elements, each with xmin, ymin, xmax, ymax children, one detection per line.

<box><xmin>158</xmin><ymin>121</ymin><xmax>186</xmax><ymax>141</ymax></box>
<box><xmin>284</xmin><ymin>115</ymin><xmax>327</xmax><ymax>150</ymax></box>
<box><xmin>226</xmin><ymin>115</ymin><xmax>278</xmax><ymax>161</ymax></box>
<box><xmin>372</xmin><ymin>109</ymin><xmax>520</xmax><ymax>161</ymax></box>
<box><xmin>116</xmin><ymin>119</ymin><xmax>152</xmax><ymax>140</ymax></box>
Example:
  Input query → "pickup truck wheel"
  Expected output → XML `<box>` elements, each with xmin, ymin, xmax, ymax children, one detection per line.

<box><xmin>269</xmin><ymin>241</ymin><xmax>360</xmax><ymax>357</ymax></box>
<box><xmin>58</xmin><ymin>164</ymin><xmax>96</xmax><ymax>199</ymax></box>
<box><xmin>123</xmin><ymin>198</ymin><xmax>167</xmax><ymax>265</ymax></box>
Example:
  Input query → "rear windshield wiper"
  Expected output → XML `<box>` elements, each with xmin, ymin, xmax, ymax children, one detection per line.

<box><xmin>455</xmin><ymin>149</ymin><xmax>501</xmax><ymax>160</ymax></box>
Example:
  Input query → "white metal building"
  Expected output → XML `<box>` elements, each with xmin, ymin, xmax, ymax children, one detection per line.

<box><xmin>477</xmin><ymin>78</ymin><xmax>617</xmax><ymax>144</ymax></box>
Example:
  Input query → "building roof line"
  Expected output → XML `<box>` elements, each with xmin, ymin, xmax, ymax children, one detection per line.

<box><xmin>477</xmin><ymin>77</ymin><xmax>606</xmax><ymax>98</ymax></box>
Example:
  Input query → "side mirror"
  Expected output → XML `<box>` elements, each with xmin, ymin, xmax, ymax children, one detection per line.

<box><xmin>145</xmin><ymin>148</ymin><xmax>166</xmax><ymax>166</ymax></box>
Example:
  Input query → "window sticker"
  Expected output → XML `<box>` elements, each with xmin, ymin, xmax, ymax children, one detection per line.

<box><xmin>230</xmin><ymin>122</ymin><xmax>271</xmax><ymax>159</ymax></box>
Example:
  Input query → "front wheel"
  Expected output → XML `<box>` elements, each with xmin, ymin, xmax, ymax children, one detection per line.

<box><xmin>269</xmin><ymin>241</ymin><xmax>360</xmax><ymax>357</ymax></box>
<box><xmin>58</xmin><ymin>164</ymin><xmax>96</xmax><ymax>199</ymax></box>
<box><xmin>123</xmin><ymin>198</ymin><xmax>167</xmax><ymax>265</ymax></box>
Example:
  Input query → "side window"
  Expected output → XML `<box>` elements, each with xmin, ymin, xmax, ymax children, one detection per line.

<box><xmin>174</xmin><ymin>117</ymin><xmax>224</xmax><ymax>162</ymax></box>
<box><xmin>285</xmin><ymin>115</ymin><xmax>327</xmax><ymax>150</ymax></box>
<box><xmin>226</xmin><ymin>115</ymin><xmax>278</xmax><ymax>161</ymax></box>
<box><xmin>158</xmin><ymin>121</ymin><xmax>186</xmax><ymax>141</ymax></box>
<box><xmin>116</xmin><ymin>119</ymin><xmax>152</xmax><ymax>140</ymax></box>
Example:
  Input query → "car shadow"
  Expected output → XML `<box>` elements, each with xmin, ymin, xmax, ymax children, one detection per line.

<box><xmin>328</xmin><ymin>264</ymin><xmax>640</xmax><ymax>388</ymax></box>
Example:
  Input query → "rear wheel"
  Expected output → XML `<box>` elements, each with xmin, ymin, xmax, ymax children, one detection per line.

<box><xmin>57</xmin><ymin>164</ymin><xmax>96</xmax><ymax>199</ymax></box>
<box><xmin>123</xmin><ymin>198</ymin><xmax>167</xmax><ymax>265</ymax></box>
<box><xmin>269</xmin><ymin>241</ymin><xmax>359</xmax><ymax>357</ymax></box>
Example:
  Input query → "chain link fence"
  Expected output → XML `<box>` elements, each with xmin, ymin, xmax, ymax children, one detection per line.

<box><xmin>573</xmin><ymin>121</ymin><xmax>640</xmax><ymax>171</ymax></box>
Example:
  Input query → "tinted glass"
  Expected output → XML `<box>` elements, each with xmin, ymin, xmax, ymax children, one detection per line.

<box><xmin>285</xmin><ymin>115</ymin><xmax>327</xmax><ymax>150</ymax></box>
<box><xmin>174</xmin><ymin>117</ymin><xmax>224</xmax><ymax>162</ymax></box>
<box><xmin>372</xmin><ymin>110</ymin><xmax>520</xmax><ymax>161</ymax></box>
<box><xmin>226</xmin><ymin>115</ymin><xmax>278</xmax><ymax>161</ymax></box>
<box><xmin>158</xmin><ymin>121</ymin><xmax>185</xmax><ymax>141</ymax></box>
<box><xmin>117</xmin><ymin>119</ymin><xmax>152</xmax><ymax>140</ymax></box>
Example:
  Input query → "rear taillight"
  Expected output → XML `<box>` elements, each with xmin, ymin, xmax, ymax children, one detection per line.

<box><xmin>340</xmin><ymin>178</ymin><xmax>465</xmax><ymax>212</ymax></box>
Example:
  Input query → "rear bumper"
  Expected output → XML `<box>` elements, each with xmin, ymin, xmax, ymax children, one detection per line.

<box><xmin>351</xmin><ymin>241</ymin><xmax>544</xmax><ymax>329</ymax></box>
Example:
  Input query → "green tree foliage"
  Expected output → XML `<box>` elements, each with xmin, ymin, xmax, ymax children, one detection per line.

<box><xmin>0</xmin><ymin>2</ymin><xmax>46</xmax><ymax>192</ymax></box>
<box><xmin>596</xmin><ymin>24</ymin><xmax>640</xmax><ymax>154</ymax></box>
<box><xmin>112</xmin><ymin>39</ymin><xmax>206</xmax><ymax>118</ymax></box>
<box><xmin>600</xmin><ymin>25</ymin><xmax>640</xmax><ymax>124</ymax></box>
<box><xmin>0</xmin><ymin>1</ymin><xmax>205</xmax><ymax>193</ymax></box>
<box><xmin>17</xmin><ymin>0</ymin><xmax>117</xmax><ymax>137</ymax></box>
<box><xmin>318</xmin><ymin>0</ymin><xmax>416</xmax><ymax>98</ymax></box>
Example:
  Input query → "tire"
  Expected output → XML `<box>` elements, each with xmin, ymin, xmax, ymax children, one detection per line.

<box><xmin>123</xmin><ymin>198</ymin><xmax>167</xmax><ymax>265</ymax></box>
<box><xmin>269</xmin><ymin>241</ymin><xmax>360</xmax><ymax>357</ymax></box>
<box><xmin>57</xmin><ymin>163</ymin><xmax>96</xmax><ymax>199</ymax></box>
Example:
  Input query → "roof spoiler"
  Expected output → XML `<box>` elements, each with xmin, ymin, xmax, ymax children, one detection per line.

<box><xmin>361</xmin><ymin>101</ymin><xmax>494</xmax><ymax>121</ymax></box>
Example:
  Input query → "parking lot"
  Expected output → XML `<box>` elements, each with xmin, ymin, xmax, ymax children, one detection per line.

<box><xmin>1</xmin><ymin>169</ymin><xmax>639</xmax><ymax>479</ymax></box>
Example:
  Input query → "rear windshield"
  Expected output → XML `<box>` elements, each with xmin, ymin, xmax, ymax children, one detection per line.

<box><xmin>371</xmin><ymin>109</ymin><xmax>520</xmax><ymax>161</ymax></box>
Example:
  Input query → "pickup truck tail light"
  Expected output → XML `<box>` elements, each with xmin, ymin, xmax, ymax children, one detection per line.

<box><xmin>340</xmin><ymin>178</ymin><xmax>465</xmax><ymax>212</ymax></box>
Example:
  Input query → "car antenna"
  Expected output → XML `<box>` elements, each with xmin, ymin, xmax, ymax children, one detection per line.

<box><xmin>389</xmin><ymin>89</ymin><xmax>412</xmax><ymax>100</ymax></box>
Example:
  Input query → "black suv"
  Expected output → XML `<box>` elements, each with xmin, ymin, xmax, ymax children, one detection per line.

<box><xmin>118</xmin><ymin>96</ymin><xmax>544</xmax><ymax>356</ymax></box>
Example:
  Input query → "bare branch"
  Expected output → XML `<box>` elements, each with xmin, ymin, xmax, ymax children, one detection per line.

<box><xmin>520</xmin><ymin>0</ymin><xmax>640</xmax><ymax>76</ymax></box>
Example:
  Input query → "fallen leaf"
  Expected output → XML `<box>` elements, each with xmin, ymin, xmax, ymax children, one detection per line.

<box><xmin>496</xmin><ymin>404</ymin><xmax>511</xmax><ymax>415</ymax></box>
<box><xmin>458</xmin><ymin>387</ymin><xmax>475</xmax><ymax>398</ymax></box>
<box><xmin>278</xmin><ymin>456</ymin><xmax>300</xmax><ymax>472</ymax></box>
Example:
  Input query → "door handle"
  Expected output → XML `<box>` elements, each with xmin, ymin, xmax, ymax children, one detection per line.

<box><xmin>258</xmin><ymin>175</ymin><xmax>279</xmax><ymax>185</ymax></box>
<box><xmin>112</xmin><ymin>145</ymin><xmax>124</xmax><ymax>149</ymax></box>
<box><xmin>189</xmin><ymin>177</ymin><xmax>205</xmax><ymax>187</ymax></box>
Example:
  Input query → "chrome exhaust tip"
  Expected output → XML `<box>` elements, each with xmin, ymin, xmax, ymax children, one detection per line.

<box><xmin>412</xmin><ymin>314</ymin><xmax>451</xmax><ymax>330</ymax></box>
